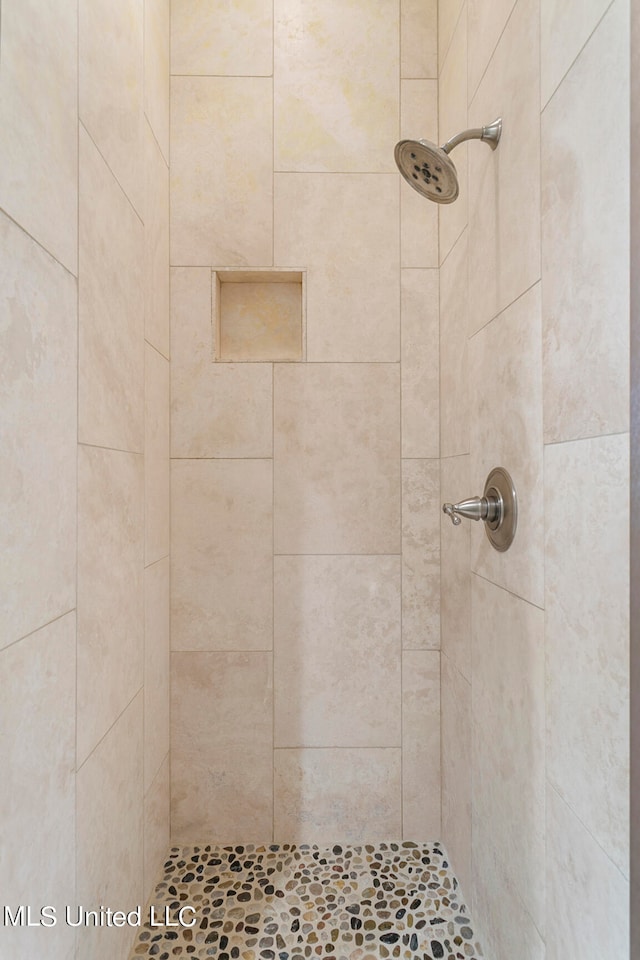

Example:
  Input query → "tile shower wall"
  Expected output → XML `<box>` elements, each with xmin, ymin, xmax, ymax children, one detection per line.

<box><xmin>0</xmin><ymin>1</ymin><xmax>170</xmax><ymax>958</ymax></box>
<box><xmin>170</xmin><ymin>0</ymin><xmax>441</xmax><ymax>844</ymax></box>
<box><xmin>438</xmin><ymin>0</ymin><xmax>630</xmax><ymax>957</ymax></box>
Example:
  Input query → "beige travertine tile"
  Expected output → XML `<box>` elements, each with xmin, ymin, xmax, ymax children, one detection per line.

<box><xmin>438</xmin><ymin>9</ymin><xmax>468</xmax><ymax>264</ymax></box>
<box><xmin>79</xmin><ymin>128</ymin><xmax>144</xmax><ymax>453</ymax></box>
<box><xmin>274</xmin><ymin>174</ymin><xmax>399</xmax><ymax>362</ymax></box>
<box><xmin>0</xmin><ymin>212</ymin><xmax>77</xmax><ymax>650</ymax></box>
<box><xmin>145</xmin><ymin>344</ymin><xmax>170</xmax><ymax>565</ymax></box>
<box><xmin>171</xmin><ymin>652</ymin><xmax>273</xmax><ymax>842</ymax></box>
<box><xmin>76</xmin><ymin>693</ymin><xmax>143</xmax><ymax>960</ymax></box>
<box><xmin>145</xmin><ymin>123</ymin><xmax>170</xmax><ymax>359</ymax></box>
<box><xmin>401</xmin><ymin>270</ymin><xmax>439</xmax><ymax>458</ymax></box>
<box><xmin>0</xmin><ymin>615</ymin><xmax>76</xmax><ymax>960</ymax></box>
<box><xmin>402</xmin><ymin>460</ymin><xmax>440</xmax><ymax>649</ymax></box>
<box><xmin>77</xmin><ymin>446</ymin><xmax>144</xmax><ymax>766</ymax></box>
<box><xmin>546</xmin><ymin>785</ymin><xmax>629</xmax><ymax>958</ymax></box>
<box><xmin>144</xmin><ymin>558</ymin><xmax>170</xmax><ymax>792</ymax></box>
<box><xmin>401</xmin><ymin>81</ymin><xmax>439</xmax><ymax>269</ymax></box>
<box><xmin>79</xmin><ymin>0</ymin><xmax>144</xmax><ymax>216</ymax></box>
<box><xmin>274</xmin><ymin>364</ymin><xmax>401</xmax><ymax>555</ymax></box>
<box><xmin>467</xmin><ymin>0</ymin><xmax>517</xmax><ymax>101</ymax></box>
<box><xmin>220</xmin><ymin>281</ymin><xmax>302</xmax><ymax>361</ymax></box>
<box><xmin>468</xmin><ymin>0</ymin><xmax>540</xmax><ymax>331</ymax></box>
<box><xmin>171</xmin><ymin>460</ymin><xmax>273</xmax><ymax>651</ymax></box>
<box><xmin>541</xmin><ymin>0</ymin><xmax>629</xmax><ymax>443</ymax></box>
<box><xmin>469</xmin><ymin>284</ymin><xmax>544</xmax><ymax>608</ymax></box>
<box><xmin>402</xmin><ymin>651</ymin><xmax>441</xmax><ymax>839</ymax></box>
<box><xmin>440</xmin><ymin>455</ymin><xmax>471</xmax><ymax>679</ymax></box>
<box><xmin>172</xmin><ymin>0</ymin><xmax>272</xmax><ymax>77</ymax></box>
<box><xmin>441</xmin><ymin>654</ymin><xmax>471</xmax><ymax>895</ymax></box>
<box><xmin>471</xmin><ymin>576</ymin><xmax>545</xmax><ymax>934</ymax></box>
<box><xmin>171</xmin><ymin>267</ymin><xmax>273</xmax><ymax>458</ymax></box>
<box><xmin>274</xmin><ymin>749</ymin><xmax>402</xmax><ymax>843</ymax></box>
<box><xmin>144</xmin><ymin>754</ymin><xmax>170</xmax><ymax>897</ymax></box>
<box><xmin>438</xmin><ymin>0</ymin><xmax>465</xmax><ymax>73</ymax></box>
<box><xmin>0</xmin><ymin>0</ymin><xmax>77</xmax><ymax>273</ymax></box>
<box><xmin>541</xmin><ymin>0</ymin><xmax>615</xmax><ymax>107</ymax></box>
<box><xmin>171</xmin><ymin>77</ymin><xmax>272</xmax><ymax>267</ymax></box>
<box><xmin>274</xmin><ymin>556</ymin><xmax>401</xmax><ymax>748</ymax></box>
<box><xmin>471</xmin><ymin>849</ymin><xmax>545</xmax><ymax>960</ymax></box>
<box><xmin>440</xmin><ymin>229</ymin><xmax>469</xmax><ymax>458</ymax></box>
<box><xmin>170</xmin><ymin>267</ymin><xmax>211</xmax><ymax>364</ymax></box>
<box><xmin>144</xmin><ymin>0</ymin><xmax>170</xmax><ymax>162</ymax></box>
<box><xmin>402</xmin><ymin>0</ymin><xmax>438</xmax><ymax>78</ymax></box>
<box><xmin>545</xmin><ymin>434</ymin><xmax>629</xmax><ymax>877</ymax></box>
<box><xmin>274</xmin><ymin>0</ymin><xmax>398</xmax><ymax>173</ymax></box>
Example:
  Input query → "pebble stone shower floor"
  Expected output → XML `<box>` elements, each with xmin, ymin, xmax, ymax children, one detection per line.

<box><xmin>128</xmin><ymin>842</ymin><xmax>484</xmax><ymax>960</ymax></box>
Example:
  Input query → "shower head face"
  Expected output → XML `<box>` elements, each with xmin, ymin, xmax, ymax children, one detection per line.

<box><xmin>394</xmin><ymin>138</ymin><xmax>459</xmax><ymax>203</ymax></box>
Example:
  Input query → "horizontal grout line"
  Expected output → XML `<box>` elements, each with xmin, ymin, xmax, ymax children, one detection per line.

<box><xmin>274</xmin><ymin>553</ymin><xmax>402</xmax><ymax>558</ymax></box>
<box><xmin>274</xmin><ymin>553</ymin><xmax>402</xmax><ymax>559</ymax></box>
<box><xmin>171</xmin><ymin>649</ymin><xmax>273</xmax><ymax>655</ymax></box>
<box><xmin>273</xmin><ymin>171</ymin><xmax>400</xmax><ymax>178</ymax></box>
<box><xmin>272</xmin><ymin>746</ymin><xmax>403</xmax><ymax>752</ymax></box>
<box><xmin>171</xmin><ymin>456</ymin><xmax>273</xmax><ymax>462</ymax></box>
<box><xmin>171</xmin><ymin>73</ymin><xmax>273</xmax><ymax>79</ymax></box>
<box><xmin>401</xmin><ymin>267</ymin><xmax>440</xmax><ymax>273</ymax></box>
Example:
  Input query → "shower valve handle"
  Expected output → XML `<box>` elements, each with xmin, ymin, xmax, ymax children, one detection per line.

<box><xmin>442</xmin><ymin>495</ymin><xmax>499</xmax><ymax>526</ymax></box>
<box><xmin>442</xmin><ymin>468</ymin><xmax>518</xmax><ymax>553</ymax></box>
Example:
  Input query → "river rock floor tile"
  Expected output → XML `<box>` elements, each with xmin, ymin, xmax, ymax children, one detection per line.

<box><xmin>129</xmin><ymin>842</ymin><xmax>483</xmax><ymax>960</ymax></box>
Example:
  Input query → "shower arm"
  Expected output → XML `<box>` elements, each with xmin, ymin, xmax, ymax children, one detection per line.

<box><xmin>441</xmin><ymin>117</ymin><xmax>502</xmax><ymax>154</ymax></box>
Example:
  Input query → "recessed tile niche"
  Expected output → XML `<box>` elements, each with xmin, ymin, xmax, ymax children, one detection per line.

<box><xmin>213</xmin><ymin>269</ymin><xmax>305</xmax><ymax>362</ymax></box>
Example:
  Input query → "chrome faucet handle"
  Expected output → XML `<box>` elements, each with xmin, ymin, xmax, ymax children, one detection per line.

<box><xmin>442</xmin><ymin>502</ymin><xmax>462</xmax><ymax>525</ymax></box>
<box><xmin>442</xmin><ymin>468</ymin><xmax>518</xmax><ymax>553</ymax></box>
<box><xmin>442</xmin><ymin>496</ymin><xmax>492</xmax><ymax>525</ymax></box>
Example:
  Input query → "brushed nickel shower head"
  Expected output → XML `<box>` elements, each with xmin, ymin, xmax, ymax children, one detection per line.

<box><xmin>395</xmin><ymin>117</ymin><xmax>502</xmax><ymax>203</ymax></box>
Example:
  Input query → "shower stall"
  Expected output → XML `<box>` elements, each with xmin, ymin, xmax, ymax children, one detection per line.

<box><xmin>0</xmin><ymin>0</ymin><xmax>630</xmax><ymax>959</ymax></box>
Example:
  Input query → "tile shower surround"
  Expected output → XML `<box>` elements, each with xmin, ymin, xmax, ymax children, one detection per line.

<box><xmin>129</xmin><ymin>843</ymin><xmax>483</xmax><ymax>960</ymax></box>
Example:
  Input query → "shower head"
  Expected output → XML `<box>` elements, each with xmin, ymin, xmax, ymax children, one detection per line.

<box><xmin>395</xmin><ymin>117</ymin><xmax>502</xmax><ymax>203</ymax></box>
<box><xmin>395</xmin><ymin>139</ymin><xmax>460</xmax><ymax>203</ymax></box>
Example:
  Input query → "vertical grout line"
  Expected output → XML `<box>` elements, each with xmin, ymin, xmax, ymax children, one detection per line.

<box><xmin>463</xmin><ymin>0</ymin><xmax>474</xmax><ymax>904</ymax></box>
<box><xmin>538</xmin><ymin>0</ymin><xmax>548</xmax><ymax>946</ymax></box>
<box><xmin>271</xmin><ymin>0</ymin><xmax>276</xmax><ymax>846</ymax></box>
<box><xmin>398</xmin><ymin>0</ymin><xmax>404</xmax><ymax>844</ymax></box>
<box><xmin>271</xmin><ymin>361</ymin><xmax>276</xmax><ymax>844</ymax></box>
<box><xmin>75</xmin><ymin>0</ymin><xmax>80</xmax><ymax>942</ymax></box>
<box><xmin>141</xmin><ymin>0</ymin><xmax>149</xmax><ymax>877</ymax></box>
<box><xmin>141</xmin><ymin>0</ymin><xmax>147</xmax><ymax>893</ymax></box>
<box><xmin>436</xmin><ymin>0</ymin><xmax>444</xmax><ymax>848</ymax></box>
<box><xmin>272</xmin><ymin>0</ymin><xmax>275</xmax><ymax>269</ymax></box>
<box><xmin>168</xmin><ymin>0</ymin><xmax>173</xmax><ymax>851</ymax></box>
